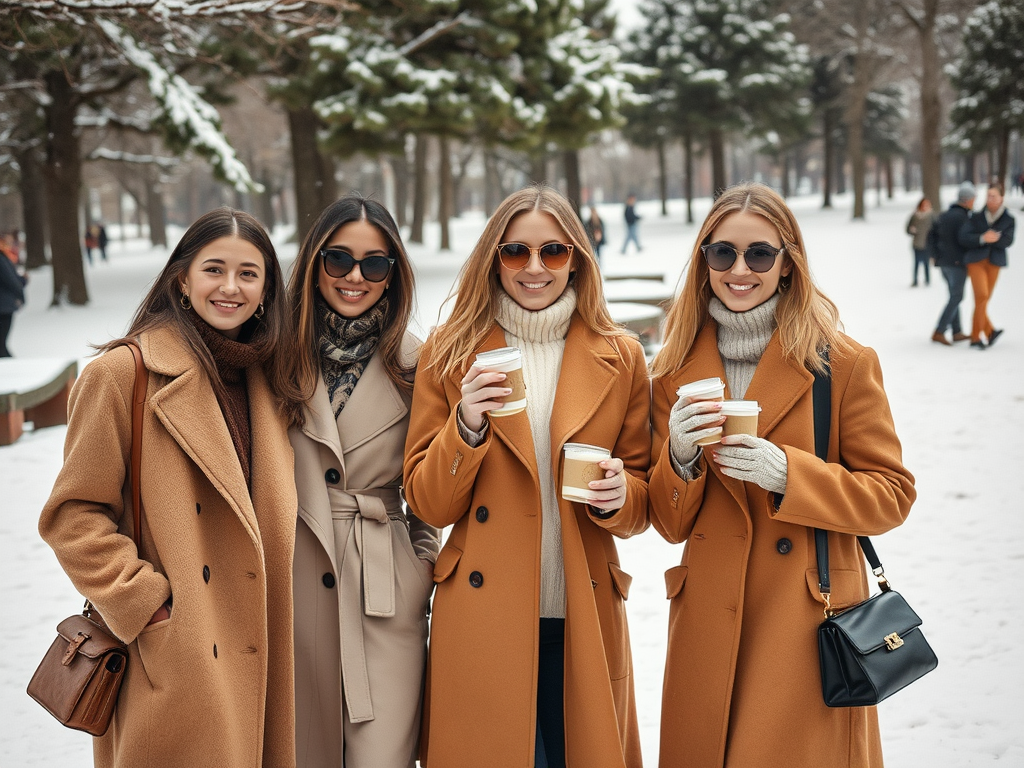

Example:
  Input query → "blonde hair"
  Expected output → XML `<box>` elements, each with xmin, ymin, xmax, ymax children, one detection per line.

<box><xmin>426</xmin><ymin>185</ymin><xmax>624</xmax><ymax>379</ymax></box>
<box><xmin>651</xmin><ymin>181</ymin><xmax>848</xmax><ymax>379</ymax></box>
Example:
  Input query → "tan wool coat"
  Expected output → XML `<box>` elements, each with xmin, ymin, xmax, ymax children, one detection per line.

<box><xmin>648</xmin><ymin>324</ymin><xmax>916</xmax><ymax>768</ymax></box>
<box><xmin>403</xmin><ymin>318</ymin><xmax>651</xmax><ymax>768</ymax></box>
<box><xmin>38</xmin><ymin>326</ymin><xmax>298</xmax><ymax>768</ymax></box>
<box><xmin>291</xmin><ymin>335</ymin><xmax>439</xmax><ymax>767</ymax></box>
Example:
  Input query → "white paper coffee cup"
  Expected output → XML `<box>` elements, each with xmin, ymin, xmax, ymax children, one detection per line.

<box><xmin>720</xmin><ymin>399</ymin><xmax>761</xmax><ymax>438</ymax></box>
<box><xmin>561</xmin><ymin>443</ymin><xmax>611</xmax><ymax>503</ymax></box>
<box><xmin>473</xmin><ymin>347</ymin><xmax>526</xmax><ymax>417</ymax></box>
<box><xmin>677</xmin><ymin>377</ymin><xmax>726</xmax><ymax>446</ymax></box>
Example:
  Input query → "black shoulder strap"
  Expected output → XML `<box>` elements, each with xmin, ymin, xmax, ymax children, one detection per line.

<box><xmin>813</xmin><ymin>350</ymin><xmax>884</xmax><ymax>598</ymax></box>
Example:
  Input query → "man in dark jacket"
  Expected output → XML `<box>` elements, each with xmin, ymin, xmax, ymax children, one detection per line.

<box><xmin>0</xmin><ymin>247</ymin><xmax>27</xmax><ymax>357</ymax></box>
<box><xmin>928</xmin><ymin>181</ymin><xmax>975</xmax><ymax>345</ymax></box>
<box><xmin>958</xmin><ymin>182</ymin><xmax>1014</xmax><ymax>349</ymax></box>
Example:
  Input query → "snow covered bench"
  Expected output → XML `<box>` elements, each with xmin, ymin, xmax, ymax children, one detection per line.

<box><xmin>0</xmin><ymin>359</ymin><xmax>78</xmax><ymax>446</ymax></box>
<box><xmin>602</xmin><ymin>278</ymin><xmax>675</xmax><ymax>309</ymax></box>
<box><xmin>607</xmin><ymin>301</ymin><xmax>664</xmax><ymax>353</ymax></box>
<box><xmin>600</xmin><ymin>264</ymin><xmax>667</xmax><ymax>282</ymax></box>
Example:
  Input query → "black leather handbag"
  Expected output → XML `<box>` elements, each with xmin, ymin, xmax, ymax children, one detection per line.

<box><xmin>811</xmin><ymin>360</ymin><xmax>938</xmax><ymax>708</ymax></box>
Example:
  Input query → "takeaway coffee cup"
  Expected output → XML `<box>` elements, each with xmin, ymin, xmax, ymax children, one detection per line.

<box><xmin>676</xmin><ymin>377</ymin><xmax>726</xmax><ymax>446</ymax></box>
<box><xmin>561</xmin><ymin>443</ymin><xmax>611</xmax><ymax>503</ymax></box>
<box><xmin>720</xmin><ymin>400</ymin><xmax>761</xmax><ymax>439</ymax></box>
<box><xmin>473</xmin><ymin>347</ymin><xmax>526</xmax><ymax>417</ymax></box>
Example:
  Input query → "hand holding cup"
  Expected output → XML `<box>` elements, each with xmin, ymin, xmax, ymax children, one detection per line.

<box><xmin>668</xmin><ymin>397</ymin><xmax>726</xmax><ymax>465</ymax></box>
<box><xmin>459</xmin><ymin>365</ymin><xmax>513</xmax><ymax>432</ymax></box>
<box><xmin>585</xmin><ymin>457</ymin><xmax>627</xmax><ymax>512</ymax></box>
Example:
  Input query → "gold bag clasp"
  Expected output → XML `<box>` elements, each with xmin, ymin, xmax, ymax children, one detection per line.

<box><xmin>884</xmin><ymin>632</ymin><xmax>904</xmax><ymax>651</ymax></box>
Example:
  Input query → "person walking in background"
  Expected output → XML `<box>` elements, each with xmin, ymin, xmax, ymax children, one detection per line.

<box><xmin>38</xmin><ymin>208</ymin><xmax>303</xmax><ymax>767</ymax></box>
<box><xmin>404</xmin><ymin>185</ymin><xmax>650</xmax><ymax>768</ymax></box>
<box><xmin>285</xmin><ymin>195</ymin><xmax>439</xmax><ymax>767</ymax></box>
<box><xmin>648</xmin><ymin>182</ymin><xmax>915</xmax><ymax>768</ymax></box>
<box><xmin>0</xmin><ymin>243</ymin><xmax>26</xmax><ymax>357</ymax></box>
<box><xmin>960</xmin><ymin>181</ymin><xmax>1014</xmax><ymax>350</ymax></box>
<box><xmin>95</xmin><ymin>222</ymin><xmax>109</xmax><ymax>262</ymax></box>
<box><xmin>84</xmin><ymin>225</ymin><xmax>98</xmax><ymax>265</ymax></box>
<box><xmin>907</xmin><ymin>197</ymin><xmax>935</xmax><ymax>287</ymax></box>
<box><xmin>928</xmin><ymin>181</ymin><xmax>976</xmax><ymax>346</ymax></box>
<box><xmin>1</xmin><ymin>229</ymin><xmax>21</xmax><ymax>265</ymax></box>
<box><xmin>621</xmin><ymin>194</ymin><xmax>642</xmax><ymax>254</ymax></box>
<box><xmin>584</xmin><ymin>205</ymin><xmax>605</xmax><ymax>264</ymax></box>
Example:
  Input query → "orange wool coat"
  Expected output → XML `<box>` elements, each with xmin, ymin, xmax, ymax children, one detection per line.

<box><xmin>648</xmin><ymin>324</ymin><xmax>916</xmax><ymax>768</ymax></box>
<box><xmin>38</xmin><ymin>327</ymin><xmax>297</xmax><ymax>768</ymax></box>
<box><xmin>403</xmin><ymin>318</ymin><xmax>651</xmax><ymax>768</ymax></box>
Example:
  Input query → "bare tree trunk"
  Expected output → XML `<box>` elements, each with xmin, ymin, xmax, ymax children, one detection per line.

<box><xmin>657</xmin><ymin>140</ymin><xmax>668</xmax><ymax>216</ymax></box>
<box><xmin>484</xmin><ymin>150</ymin><xmax>501</xmax><ymax>217</ymax></box>
<box><xmin>43</xmin><ymin>70</ymin><xmax>88</xmax><ymax>306</ymax></box>
<box><xmin>563</xmin><ymin>149</ymin><xmax>582</xmax><ymax>216</ymax></box>
<box><xmin>288</xmin><ymin>106</ymin><xmax>330</xmax><ymax>243</ymax></box>
<box><xmin>256</xmin><ymin>170</ymin><xmax>276</xmax><ymax>231</ymax></box>
<box><xmin>17</xmin><ymin>145</ymin><xmax>48</xmax><ymax>269</ymax></box>
<box><xmin>145</xmin><ymin>171</ymin><xmax>167</xmax><ymax>248</ymax></box>
<box><xmin>410</xmin><ymin>133</ymin><xmax>428</xmax><ymax>244</ymax></box>
<box><xmin>964</xmin><ymin>154</ymin><xmax>976</xmax><ymax>183</ymax></box>
<box><xmin>822</xmin><ymin>110</ymin><xmax>834</xmax><ymax>208</ymax></box>
<box><xmin>453</xmin><ymin>143</ymin><xmax>475</xmax><ymax>218</ymax></box>
<box><xmin>885</xmin><ymin>156</ymin><xmax>894</xmax><ymax>199</ymax></box>
<box><xmin>438</xmin><ymin>135</ymin><xmax>453</xmax><ymax>252</ymax></box>
<box><xmin>917</xmin><ymin>0</ymin><xmax>943</xmax><ymax>211</ymax></box>
<box><xmin>392</xmin><ymin>150</ymin><xmax>409</xmax><ymax>228</ymax></box>
<box><xmin>709</xmin><ymin>127</ymin><xmax>727</xmax><ymax>198</ymax></box>
<box><xmin>847</xmin><ymin>79</ymin><xmax>869</xmax><ymax>219</ymax></box>
<box><xmin>530</xmin><ymin>152</ymin><xmax>546</xmax><ymax>185</ymax></box>
<box><xmin>996</xmin><ymin>127</ymin><xmax>1009</xmax><ymax>188</ymax></box>
<box><xmin>781</xmin><ymin>151</ymin><xmax>791</xmax><ymax>198</ymax></box>
<box><xmin>683</xmin><ymin>132</ymin><xmax>695</xmax><ymax>225</ymax></box>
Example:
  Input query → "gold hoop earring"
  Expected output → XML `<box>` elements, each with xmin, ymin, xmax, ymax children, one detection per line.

<box><xmin>254</xmin><ymin>303</ymin><xmax>265</xmax><ymax>320</ymax></box>
<box><xmin>180</xmin><ymin>292</ymin><xmax>192</xmax><ymax>310</ymax></box>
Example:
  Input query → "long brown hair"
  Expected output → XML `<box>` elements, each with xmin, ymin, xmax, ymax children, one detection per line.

<box><xmin>651</xmin><ymin>181</ymin><xmax>848</xmax><ymax>379</ymax></box>
<box><xmin>99</xmin><ymin>207</ymin><xmax>304</xmax><ymax>425</ymax></box>
<box><xmin>427</xmin><ymin>185</ymin><xmax>623</xmax><ymax>380</ymax></box>
<box><xmin>287</xmin><ymin>194</ymin><xmax>416</xmax><ymax>409</ymax></box>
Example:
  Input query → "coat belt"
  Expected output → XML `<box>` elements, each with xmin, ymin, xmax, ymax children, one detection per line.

<box><xmin>328</xmin><ymin>486</ymin><xmax>402</xmax><ymax>723</ymax></box>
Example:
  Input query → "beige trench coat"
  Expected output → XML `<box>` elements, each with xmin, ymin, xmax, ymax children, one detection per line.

<box><xmin>291</xmin><ymin>335</ymin><xmax>439</xmax><ymax>767</ymax></box>
<box><xmin>403</xmin><ymin>319</ymin><xmax>651</xmax><ymax>768</ymax></box>
<box><xmin>648</xmin><ymin>324</ymin><xmax>916</xmax><ymax>768</ymax></box>
<box><xmin>38</xmin><ymin>326</ymin><xmax>298</xmax><ymax>768</ymax></box>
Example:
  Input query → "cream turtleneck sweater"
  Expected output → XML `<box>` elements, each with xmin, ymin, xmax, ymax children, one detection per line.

<box><xmin>708</xmin><ymin>293</ymin><xmax>779</xmax><ymax>398</ymax></box>
<box><xmin>496</xmin><ymin>286</ymin><xmax>576</xmax><ymax>618</ymax></box>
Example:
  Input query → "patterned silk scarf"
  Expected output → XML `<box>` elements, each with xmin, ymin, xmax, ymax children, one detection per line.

<box><xmin>317</xmin><ymin>292</ymin><xmax>388</xmax><ymax>417</ymax></box>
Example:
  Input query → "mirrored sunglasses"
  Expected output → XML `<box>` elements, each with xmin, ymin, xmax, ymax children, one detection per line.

<box><xmin>320</xmin><ymin>248</ymin><xmax>395</xmax><ymax>282</ymax></box>
<box><xmin>700</xmin><ymin>242</ymin><xmax>784</xmax><ymax>274</ymax></box>
<box><xmin>495</xmin><ymin>242</ymin><xmax>574</xmax><ymax>271</ymax></box>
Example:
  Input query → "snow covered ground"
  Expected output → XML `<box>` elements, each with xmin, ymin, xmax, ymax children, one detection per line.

<box><xmin>2</xmin><ymin>185</ymin><xmax>1022</xmax><ymax>766</ymax></box>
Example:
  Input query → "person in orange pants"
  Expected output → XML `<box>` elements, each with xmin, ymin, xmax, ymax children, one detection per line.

<box><xmin>959</xmin><ymin>182</ymin><xmax>1015</xmax><ymax>349</ymax></box>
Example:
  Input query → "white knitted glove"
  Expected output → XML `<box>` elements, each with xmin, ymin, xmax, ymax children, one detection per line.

<box><xmin>668</xmin><ymin>398</ymin><xmax>725</xmax><ymax>467</ymax></box>
<box><xmin>713</xmin><ymin>434</ymin><xmax>788</xmax><ymax>494</ymax></box>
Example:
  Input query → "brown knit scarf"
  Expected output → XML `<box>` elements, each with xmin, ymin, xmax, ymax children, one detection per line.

<box><xmin>187</xmin><ymin>311</ymin><xmax>265</xmax><ymax>488</ymax></box>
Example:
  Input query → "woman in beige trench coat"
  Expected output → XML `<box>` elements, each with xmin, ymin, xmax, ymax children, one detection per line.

<box><xmin>38</xmin><ymin>209</ymin><xmax>303</xmax><ymax>768</ymax></box>
<box><xmin>286</xmin><ymin>195</ymin><xmax>439</xmax><ymax>767</ymax></box>
<box><xmin>404</xmin><ymin>186</ymin><xmax>650</xmax><ymax>768</ymax></box>
<box><xmin>648</xmin><ymin>183</ymin><xmax>916</xmax><ymax>768</ymax></box>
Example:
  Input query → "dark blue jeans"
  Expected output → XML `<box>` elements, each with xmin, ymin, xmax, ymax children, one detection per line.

<box><xmin>913</xmin><ymin>248</ymin><xmax>930</xmax><ymax>285</ymax></box>
<box><xmin>936</xmin><ymin>265</ymin><xmax>966</xmax><ymax>335</ymax></box>
<box><xmin>534</xmin><ymin>618</ymin><xmax>566</xmax><ymax>768</ymax></box>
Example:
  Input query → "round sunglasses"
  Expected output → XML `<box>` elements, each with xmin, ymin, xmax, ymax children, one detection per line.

<box><xmin>320</xmin><ymin>248</ymin><xmax>395</xmax><ymax>283</ymax></box>
<box><xmin>700</xmin><ymin>242</ymin><xmax>784</xmax><ymax>274</ymax></box>
<box><xmin>495</xmin><ymin>242</ymin><xmax>574</xmax><ymax>271</ymax></box>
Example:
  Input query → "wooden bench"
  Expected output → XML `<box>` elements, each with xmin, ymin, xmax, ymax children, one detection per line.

<box><xmin>0</xmin><ymin>359</ymin><xmax>78</xmax><ymax>446</ymax></box>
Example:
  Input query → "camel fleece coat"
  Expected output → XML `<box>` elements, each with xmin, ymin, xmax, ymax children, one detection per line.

<box><xmin>404</xmin><ymin>317</ymin><xmax>651</xmax><ymax>768</ymax></box>
<box><xmin>38</xmin><ymin>326</ymin><xmax>298</xmax><ymax>768</ymax></box>
<box><xmin>648</xmin><ymin>323</ymin><xmax>916</xmax><ymax>768</ymax></box>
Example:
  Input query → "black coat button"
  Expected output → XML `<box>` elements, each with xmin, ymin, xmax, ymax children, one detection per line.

<box><xmin>475</xmin><ymin>506</ymin><xmax>489</xmax><ymax>523</ymax></box>
<box><xmin>322</xmin><ymin>572</ymin><xmax>336</xmax><ymax>589</ymax></box>
<box><xmin>776</xmin><ymin>538</ymin><xmax>793</xmax><ymax>555</ymax></box>
<box><xmin>325</xmin><ymin>468</ymin><xmax>341</xmax><ymax>485</ymax></box>
<box><xmin>469</xmin><ymin>571</ymin><xmax>484</xmax><ymax>588</ymax></box>
<box><xmin>203</xmin><ymin>565</ymin><xmax>210</xmax><ymax>583</ymax></box>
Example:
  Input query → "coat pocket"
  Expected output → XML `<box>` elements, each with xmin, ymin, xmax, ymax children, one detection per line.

<box><xmin>433</xmin><ymin>544</ymin><xmax>463</xmax><ymax>584</ymax></box>
<box><xmin>604</xmin><ymin>562</ymin><xmax>633</xmax><ymax>681</ymax></box>
<box><xmin>608</xmin><ymin>562</ymin><xmax>632</xmax><ymax>600</ymax></box>
<box><xmin>665</xmin><ymin>565</ymin><xmax>688</xmax><ymax>600</ymax></box>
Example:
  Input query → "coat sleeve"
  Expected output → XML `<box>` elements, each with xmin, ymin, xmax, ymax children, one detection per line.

<box><xmin>771</xmin><ymin>346</ymin><xmax>915</xmax><ymax>536</ymax></box>
<box><xmin>586</xmin><ymin>336</ymin><xmax>651</xmax><ymax>538</ymax></box>
<box><xmin>0</xmin><ymin>257</ymin><xmax>25</xmax><ymax>301</ymax></box>
<box><xmin>997</xmin><ymin>214</ymin><xmax>1015</xmax><ymax>249</ymax></box>
<box><xmin>958</xmin><ymin>213</ymin><xmax>983</xmax><ymax>248</ymax></box>
<box><xmin>37</xmin><ymin>352</ymin><xmax>171</xmax><ymax>643</ymax></box>
<box><xmin>647</xmin><ymin>373</ymin><xmax>708</xmax><ymax>545</ymax></box>
<box><xmin>403</xmin><ymin>336</ymin><xmax>492</xmax><ymax>529</ymax></box>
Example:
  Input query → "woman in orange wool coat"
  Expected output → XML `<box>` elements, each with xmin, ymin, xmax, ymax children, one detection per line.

<box><xmin>404</xmin><ymin>185</ymin><xmax>650</xmax><ymax>768</ymax></box>
<box><xmin>648</xmin><ymin>182</ymin><xmax>916</xmax><ymax>768</ymax></box>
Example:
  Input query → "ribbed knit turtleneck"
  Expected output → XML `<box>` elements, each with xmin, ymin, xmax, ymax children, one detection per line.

<box><xmin>496</xmin><ymin>286</ymin><xmax>576</xmax><ymax>618</ymax></box>
<box><xmin>708</xmin><ymin>294</ymin><xmax>779</xmax><ymax>399</ymax></box>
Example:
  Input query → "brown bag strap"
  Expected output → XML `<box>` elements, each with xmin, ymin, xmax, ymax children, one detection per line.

<box><xmin>121</xmin><ymin>340</ymin><xmax>146</xmax><ymax>548</ymax></box>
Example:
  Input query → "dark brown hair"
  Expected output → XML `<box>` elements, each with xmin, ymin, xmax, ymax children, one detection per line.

<box><xmin>287</xmin><ymin>194</ymin><xmax>416</xmax><ymax>410</ymax></box>
<box><xmin>99</xmin><ymin>207</ymin><xmax>304</xmax><ymax>424</ymax></box>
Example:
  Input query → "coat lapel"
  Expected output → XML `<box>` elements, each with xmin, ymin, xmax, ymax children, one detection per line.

<box><xmin>742</xmin><ymin>332</ymin><xmax>813</xmax><ymax>438</ymax></box>
<box><xmin>336</xmin><ymin>352</ymin><xmax>407</xmax><ymax>457</ymax></box>
<box><xmin>141</xmin><ymin>329</ymin><xmax>262</xmax><ymax>549</ymax></box>
<box><xmin>300</xmin><ymin>377</ymin><xmax>345</xmax><ymax>475</ymax></box>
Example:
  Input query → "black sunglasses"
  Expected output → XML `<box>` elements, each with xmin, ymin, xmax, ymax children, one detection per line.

<box><xmin>495</xmin><ymin>242</ymin><xmax>574</xmax><ymax>271</ymax></box>
<box><xmin>700</xmin><ymin>241</ymin><xmax>784</xmax><ymax>274</ymax></box>
<box><xmin>320</xmin><ymin>248</ymin><xmax>395</xmax><ymax>283</ymax></box>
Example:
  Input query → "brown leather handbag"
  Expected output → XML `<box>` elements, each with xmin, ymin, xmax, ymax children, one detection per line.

<box><xmin>27</xmin><ymin>340</ymin><xmax>147</xmax><ymax>736</ymax></box>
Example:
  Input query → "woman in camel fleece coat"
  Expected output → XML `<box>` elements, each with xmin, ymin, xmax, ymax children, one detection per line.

<box><xmin>38</xmin><ymin>209</ymin><xmax>303</xmax><ymax>768</ymax></box>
